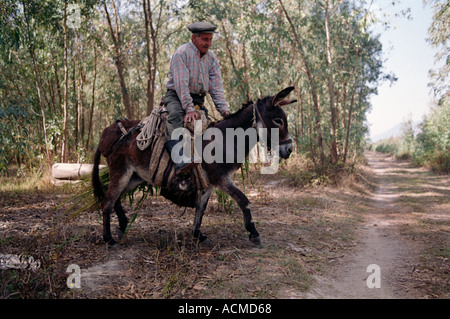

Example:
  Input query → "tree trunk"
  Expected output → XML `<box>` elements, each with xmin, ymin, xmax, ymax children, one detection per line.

<box><xmin>104</xmin><ymin>1</ymin><xmax>132</xmax><ymax>119</ymax></box>
<box><xmin>23</xmin><ymin>1</ymin><xmax>52</xmax><ymax>168</ymax></box>
<box><xmin>242</xmin><ymin>42</ymin><xmax>250</xmax><ymax>102</ymax></box>
<box><xmin>150</xmin><ymin>1</ymin><xmax>160</xmax><ymax>114</ymax></box>
<box><xmin>325</xmin><ymin>0</ymin><xmax>339</xmax><ymax>164</ymax></box>
<box><xmin>86</xmin><ymin>46</ymin><xmax>97</xmax><ymax>151</ymax></box>
<box><xmin>73</xmin><ymin>44</ymin><xmax>78</xmax><ymax>153</ymax></box>
<box><xmin>294</xmin><ymin>89</ymin><xmax>299</xmax><ymax>153</ymax></box>
<box><xmin>343</xmin><ymin>81</ymin><xmax>357</xmax><ymax>164</ymax></box>
<box><xmin>299</xmin><ymin>88</ymin><xmax>305</xmax><ymax>138</ymax></box>
<box><xmin>79</xmin><ymin>61</ymin><xmax>85</xmax><ymax>144</ymax></box>
<box><xmin>76</xmin><ymin>31</ymin><xmax>85</xmax><ymax>148</ymax></box>
<box><xmin>30</xmin><ymin>47</ymin><xmax>52</xmax><ymax>168</ymax></box>
<box><xmin>278</xmin><ymin>0</ymin><xmax>324</xmax><ymax>166</ymax></box>
<box><xmin>143</xmin><ymin>0</ymin><xmax>153</xmax><ymax>114</ymax></box>
<box><xmin>50</xmin><ymin>51</ymin><xmax>62</xmax><ymax>114</ymax></box>
<box><xmin>62</xmin><ymin>1</ymin><xmax>69</xmax><ymax>163</ymax></box>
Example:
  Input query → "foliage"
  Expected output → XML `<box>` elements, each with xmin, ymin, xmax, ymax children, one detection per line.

<box><xmin>414</xmin><ymin>96</ymin><xmax>450</xmax><ymax>173</ymax></box>
<box><xmin>0</xmin><ymin>97</ymin><xmax>36</xmax><ymax>175</ymax></box>
<box><xmin>0</xmin><ymin>0</ymin><xmax>407</xmax><ymax>174</ymax></box>
<box><xmin>369</xmin><ymin>95</ymin><xmax>449</xmax><ymax>173</ymax></box>
<box><xmin>424</xmin><ymin>0</ymin><xmax>450</xmax><ymax>99</ymax></box>
<box><xmin>369</xmin><ymin>138</ymin><xmax>400</xmax><ymax>155</ymax></box>
<box><xmin>215</xmin><ymin>189</ymin><xmax>234</xmax><ymax>215</ymax></box>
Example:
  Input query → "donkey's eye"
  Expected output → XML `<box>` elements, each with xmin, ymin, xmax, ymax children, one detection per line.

<box><xmin>272</xmin><ymin>118</ymin><xmax>284</xmax><ymax>127</ymax></box>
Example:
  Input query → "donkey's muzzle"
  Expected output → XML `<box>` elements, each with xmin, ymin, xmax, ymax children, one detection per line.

<box><xmin>279</xmin><ymin>140</ymin><xmax>293</xmax><ymax>159</ymax></box>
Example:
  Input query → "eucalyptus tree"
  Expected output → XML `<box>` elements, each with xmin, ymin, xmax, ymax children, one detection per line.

<box><xmin>0</xmin><ymin>0</ymin><xmax>399</xmax><ymax>174</ymax></box>
<box><xmin>424</xmin><ymin>0</ymin><xmax>449</xmax><ymax>100</ymax></box>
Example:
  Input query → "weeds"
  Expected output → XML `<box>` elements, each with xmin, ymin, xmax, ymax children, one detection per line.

<box><xmin>215</xmin><ymin>190</ymin><xmax>234</xmax><ymax>214</ymax></box>
<box><xmin>2</xmin><ymin>148</ymin><xmax>447</xmax><ymax>299</ymax></box>
<box><xmin>278</xmin><ymin>153</ymin><xmax>358</xmax><ymax>188</ymax></box>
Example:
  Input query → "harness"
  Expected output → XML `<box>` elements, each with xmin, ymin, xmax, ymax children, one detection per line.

<box><xmin>105</xmin><ymin>120</ymin><xmax>143</xmax><ymax>157</ymax></box>
<box><xmin>252</xmin><ymin>103</ymin><xmax>293</xmax><ymax>146</ymax></box>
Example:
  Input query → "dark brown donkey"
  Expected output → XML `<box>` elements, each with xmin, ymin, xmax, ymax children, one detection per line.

<box><xmin>92</xmin><ymin>87</ymin><xmax>296</xmax><ymax>246</ymax></box>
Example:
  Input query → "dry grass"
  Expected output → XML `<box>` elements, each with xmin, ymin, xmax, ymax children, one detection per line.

<box><xmin>386</xmin><ymin>163</ymin><xmax>450</xmax><ymax>298</ymax></box>
<box><xmin>1</xmin><ymin>154</ymin><xmax>447</xmax><ymax>298</ymax></box>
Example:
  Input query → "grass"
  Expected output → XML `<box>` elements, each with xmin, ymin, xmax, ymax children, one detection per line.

<box><xmin>2</xmin><ymin>152</ymin><xmax>447</xmax><ymax>298</ymax></box>
<box><xmin>1</xmin><ymin>155</ymin><xmax>365</xmax><ymax>299</ymax></box>
<box><xmin>380</xmin><ymin>156</ymin><xmax>450</xmax><ymax>298</ymax></box>
<box><xmin>0</xmin><ymin>169</ymin><xmax>49</xmax><ymax>193</ymax></box>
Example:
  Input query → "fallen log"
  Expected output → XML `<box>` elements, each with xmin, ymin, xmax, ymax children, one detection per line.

<box><xmin>52</xmin><ymin>163</ymin><xmax>106</xmax><ymax>180</ymax></box>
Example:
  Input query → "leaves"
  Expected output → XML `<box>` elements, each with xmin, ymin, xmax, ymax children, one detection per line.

<box><xmin>0</xmin><ymin>0</ymin><xmax>401</xmax><ymax>171</ymax></box>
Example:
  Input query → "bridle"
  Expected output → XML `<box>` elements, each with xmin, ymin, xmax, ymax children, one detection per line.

<box><xmin>252</xmin><ymin>103</ymin><xmax>293</xmax><ymax>146</ymax></box>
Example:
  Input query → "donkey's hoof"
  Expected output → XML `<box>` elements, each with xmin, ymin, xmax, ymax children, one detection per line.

<box><xmin>116</xmin><ymin>228</ymin><xmax>125</xmax><ymax>241</ymax></box>
<box><xmin>249</xmin><ymin>235</ymin><xmax>261</xmax><ymax>246</ymax></box>
<box><xmin>200</xmin><ymin>237</ymin><xmax>214</xmax><ymax>248</ymax></box>
<box><xmin>193</xmin><ymin>233</ymin><xmax>213</xmax><ymax>247</ymax></box>
<box><xmin>106</xmin><ymin>238</ymin><xmax>118</xmax><ymax>247</ymax></box>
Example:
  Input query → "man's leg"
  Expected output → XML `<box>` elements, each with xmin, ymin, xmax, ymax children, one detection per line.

<box><xmin>163</xmin><ymin>90</ymin><xmax>195</xmax><ymax>173</ymax></box>
<box><xmin>164</xmin><ymin>90</ymin><xmax>185</xmax><ymax>142</ymax></box>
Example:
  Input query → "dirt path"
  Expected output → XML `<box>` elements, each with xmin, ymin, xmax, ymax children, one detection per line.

<box><xmin>307</xmin><ymin>151</ymin><xmax>448</xmax><ymax>299</ymax></box>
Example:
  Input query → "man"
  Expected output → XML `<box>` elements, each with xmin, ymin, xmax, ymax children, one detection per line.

<box><xmin>164</xmin><ymin>21</ymin><xmax>230</xmax><ymax>173</ymax></box>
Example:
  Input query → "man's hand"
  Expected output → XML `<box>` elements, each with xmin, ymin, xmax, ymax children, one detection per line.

<box><xmin>222</xmin><ymin>111</ymin><xmax>230</xmax><ymax>119</ymax></box>
<box><xmin>184</xmin><ymin>111</ymin><xmax>199</xmax><ymax>123</ymax></box>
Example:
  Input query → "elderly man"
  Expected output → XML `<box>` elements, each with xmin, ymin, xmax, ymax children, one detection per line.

<box><xmin>164</xmin><ymin>21</ymin><xmax>230</xmax><ymax>173</ymax></box>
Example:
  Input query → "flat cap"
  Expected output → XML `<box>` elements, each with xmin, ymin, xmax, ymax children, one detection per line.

<box><xmin>187</xmin><ymin>22</ymin><xmax>217</xmax><ymax>34</ymax></box>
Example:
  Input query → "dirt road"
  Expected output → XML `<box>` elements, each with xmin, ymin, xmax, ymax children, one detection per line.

<box><xmin>307</xmin><ymin>151</ymin><xmax>449</xmax><ymax>299</ymax></box>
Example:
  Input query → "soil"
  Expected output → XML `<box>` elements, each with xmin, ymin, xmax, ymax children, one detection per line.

<box><xmin>0</xmin><ymin>151</ymin><xmax>448</xmax><ymax>299</ymax></box>
<box><xmin>307</xmin><ymin>152</ymin><xmax>440</xmax><ymax>299</ymax></box>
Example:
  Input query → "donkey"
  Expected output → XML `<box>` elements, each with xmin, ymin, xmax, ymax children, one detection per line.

<box><xmin>92</xmin><ymin>87</ymin><xmax>296</xmax><ymax>246</ymax></box>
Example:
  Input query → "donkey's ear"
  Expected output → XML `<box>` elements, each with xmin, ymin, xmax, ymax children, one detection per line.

<box><xmin>277</xmin><ymin>99</ymin><xmax>297</xmax><ymax>107</ymax></box>
<box><xmin>272</xmin><ymin>87</ymin><xmax>295</xmax><ymax>107</ymax></box>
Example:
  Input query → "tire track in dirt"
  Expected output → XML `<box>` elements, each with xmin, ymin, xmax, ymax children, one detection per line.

<box><xmin>307</xmin><ymin>152</ymin><xmax>424</xmax><ymax>299</ymax></box>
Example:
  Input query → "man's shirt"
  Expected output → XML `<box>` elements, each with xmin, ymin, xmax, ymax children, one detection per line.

<box><xmin>166</xmin><ymin>41</ymin><xmax>229</xmax><ymax>115</ymax></box>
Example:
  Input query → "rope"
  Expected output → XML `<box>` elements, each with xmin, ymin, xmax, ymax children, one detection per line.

<box><xmin>136</xmin><ymin>105</ymin><xmax>166</xmax><ymax>151</ymax></box>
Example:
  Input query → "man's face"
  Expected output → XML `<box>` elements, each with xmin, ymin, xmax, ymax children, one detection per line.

<box><xmin>192</xmin><ymin>33</ymin><xmax>213</xmax><ymax>55</ymax></box>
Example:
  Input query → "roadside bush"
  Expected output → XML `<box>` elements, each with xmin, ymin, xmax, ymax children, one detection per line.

<box><xmin>369</xmin><ymin>95</ymin><xmax>449</xmax><ymax>174</ymax></box>
<box><xmin>414</xmin><ymin>96</ymin><xmax>449</xmax><ymax>173</ymax></box>
<box><xmin>370</xmin><ymin>138</ymin><xmax>399</xmax><ymax>155</ymax></box>
<box><xmin>427</xmin><ymin>151</ymin><xmax>450</xmax><ymax>174</ymax></box>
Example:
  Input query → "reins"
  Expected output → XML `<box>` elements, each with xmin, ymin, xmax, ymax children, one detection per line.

<box><xmin>252</xmin><ymin>103</ymin><xmax>292</xmax><ymax>146</ymax></box>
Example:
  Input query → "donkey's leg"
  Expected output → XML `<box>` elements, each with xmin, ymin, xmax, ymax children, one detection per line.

<box><xmin>102</xmin><ymin>169</ymin><xmax>134</xmax><ymax>245</ymax></box>
<box><xmin>113</xmin><ymin>200</ymin><xmax>128</xmax><ymax>240</ymax></box>
<box><xmin>193</xmin><ymin>186</ymin><xmax>213</xmax><ymax>243</ymax></box>
<box><xmin>114</xmin><ymin>174</ymin><xmax>144</xmax><ymax>239</ymax></box>
<box><xmin>102</xmin><ymin>205</ymin><xmax>115</xmax><ymax>245</ymax></box>
<box><xmin>218</xmin><ymin>177</ymin><xmax>260</xmax><ymax>245</ymax></box>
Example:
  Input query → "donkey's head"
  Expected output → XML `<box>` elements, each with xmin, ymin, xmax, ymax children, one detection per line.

<box><xmin>256</xmin><ymin>87</ymin><xmax>296</xmax><ymax>159</ymax></box>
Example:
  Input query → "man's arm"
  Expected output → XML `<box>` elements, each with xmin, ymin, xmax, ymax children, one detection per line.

<box><xmin>209</xmin><ymin>57</ymin><xmax>230</xmax><ymax>118</ymax></box>
<box><xmin>171</xmin><ymin>52</ymin><xmax>196</xmax><ymax>114</ymax></box>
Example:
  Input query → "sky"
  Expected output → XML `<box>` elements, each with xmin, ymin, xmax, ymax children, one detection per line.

<box><xmin>367</xmin><ymin>0</ymin><xmax>438</xmax><ymax>139</ymax></box>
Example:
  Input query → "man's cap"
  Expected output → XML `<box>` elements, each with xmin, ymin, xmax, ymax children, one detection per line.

<box><xmin>187</xmin><ymin>22</ymin><xmax>217</xmax><ymax>34</ymax></box>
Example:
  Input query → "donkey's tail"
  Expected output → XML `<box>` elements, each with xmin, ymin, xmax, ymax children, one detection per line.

<box><xmin>92</xmin><ymin>147</ymin><xmax>105</xmax><ymax>203</ymax></box>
